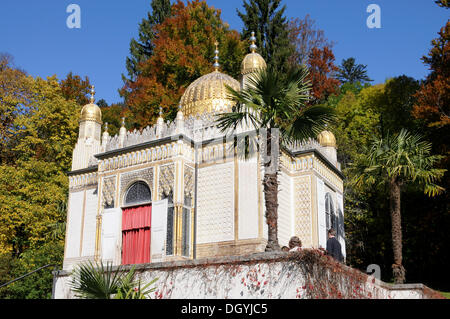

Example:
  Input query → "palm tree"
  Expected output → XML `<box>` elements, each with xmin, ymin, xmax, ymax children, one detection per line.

<box><xmin>337</xmin><ymin>57</ymin><xmax>372</xmax><ymax>84</ymax></box>
<box><xmin>69</xmin><ymin>261</ymin><xmax>157</xmax><ymax>299</ymax></box>
<box><xmin>216</xmin><ymin>66</ymin><xmax>335</xmax><ymax>251</ymax></box>
<box><xmin>351</xmin><ymin>129</ymin><xmax>446</xmax><ymax>284</ymax></box>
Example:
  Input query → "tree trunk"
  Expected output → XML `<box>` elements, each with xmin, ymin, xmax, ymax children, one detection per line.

<box><xmin>389</xmin><ymin>178</ymin><xmax>406</xmax><ymax>284</ymax></box>
<box><xmin>263</xmin><ymin>128</ymin><xmax>280</xmax><ymax>252</ymax></box>
<box><xmin>263</xmin><ymin>172</ymin><xmax>280</xmax><ymax>251</ymax></box>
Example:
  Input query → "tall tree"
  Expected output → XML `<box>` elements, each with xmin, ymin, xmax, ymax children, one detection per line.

<box><xmin>337</xmin><ymin>57</ymin><xmax>373</xmax><ymax>85</ymax></box>
<box><xmin>413</xmin><ymin>21</ymin><xmax>449</xmax><ymax>128</ymax></box>
<box><xmin>379</xmin><ymin>76</ymin><xmax>420</xmax><ymax>136</ymax></box>
<box><xmin>351</xmin><ymin>130</ymin><xmax>446</xmax><ymax>284</ymax></box>
<box><xmin>125</xmin><ymin>0</ymin><xmax>172</xmax><ymax>82</ymax></box>
<box><xmin>0</xmin><ymin>53</ymin><xmax>33</xmax><ymax>165</ymax></box>
<box><xmin>307</xmin><ymin>46</ymin><xmax>340</xmax><ymax>104</ymax></box>
<box><xmin>288</xmin><ymin>14</ymin><xmax>334</xmax><ymax>67</ymax></box>
<box><xmin>216</xmin><ymin>66</ymin><xmax>335</xmax><ymax>251</ymax></box>
<box><xmin>238</xmin><ymin>0</ymin><xmax>294</xmax><ymax>73</ymax></box>
<box><xmin>0</xmin><ymin>75</ymin><xmax>80</xmax><ymax>256</ymax></box>
<box><xmin>121</xmin><ymin>0</ymin><xmax>246</xmax><ymax>129</ymax></box>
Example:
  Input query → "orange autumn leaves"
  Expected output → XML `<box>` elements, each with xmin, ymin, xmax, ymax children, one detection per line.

<box><xmin>307</xmin><ymin>46</ymin><xmax>340</xmax><ymax>105</ymax></box>
<box><xmin>413</xmin><ymin>21</ymin><xmax>450</xmax><ymax>128</ymax></box>
<box><xmin>121</xmin><ymin>0</ymin><xmax>245</xmax><ymax>129</ymax></box>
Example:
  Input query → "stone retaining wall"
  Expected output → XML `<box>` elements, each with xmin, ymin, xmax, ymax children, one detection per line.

<box><xmin>53</xmin><ymin>251</ymin><xmax>443</xmax><ymax>299</ymax></box>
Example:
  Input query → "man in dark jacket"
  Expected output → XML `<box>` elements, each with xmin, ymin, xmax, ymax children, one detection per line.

<box><xmin>326</xmin><ymin>228</ymin><xmax>344</xmax><ymax>262</ymax></box>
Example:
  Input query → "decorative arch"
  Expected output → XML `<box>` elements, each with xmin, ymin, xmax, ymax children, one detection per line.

<box><xmin>119</xmin><ymin>167</ymin><xmax>154</xmax><ymax>207</ymax></box>
<box><xmin>124</xmin><ymin>181</ymin><xmax>152</xmax><ymax>206</ymax></box>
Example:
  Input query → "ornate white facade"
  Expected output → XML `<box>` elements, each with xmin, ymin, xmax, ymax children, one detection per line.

<box><xmin>62</xmin><ymin>35</ymin><xmax>346</xmax><ymax>272</ymax></box>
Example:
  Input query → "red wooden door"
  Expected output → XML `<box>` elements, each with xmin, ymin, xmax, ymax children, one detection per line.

<box><xmin>122</xmin><ymin>205</ymin><xmax>151</xmax><ymax>265</ymax></box>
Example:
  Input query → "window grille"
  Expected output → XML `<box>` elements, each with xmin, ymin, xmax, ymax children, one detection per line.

<box><xmin>163</xmin><ymin>191</ymin><xmax>174</xmax><ymax>256</ymax></box>
<box><xmin>325</xmin><ymin>193</ymin><xmax>337</xmax><ymax>234</ymax></box>
<box><xmin>125</xmin><ymin>181</ymin><xmax>151</xmax><ymax>206</ymax></box>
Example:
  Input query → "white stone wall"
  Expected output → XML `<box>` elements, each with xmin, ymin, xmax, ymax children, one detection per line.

<box><xmin>238</xmin><ymin>156</ymin><xmax>259</xmax><ymax>240</ymax></box>
<box><xmin>53</xmin><ymin>252</ymin><xmax>436</xmax><ymax>299</ymax></box>
<box><xmin>63</xmin><ymin>188</ymin><xmax>98</xmax><ymax>271</ymax></box>
<box><xmin>81</xmin><ymin>188</ymin><xmax>98</xmax><ymax>258</ymax></box>
<box><xmin>64</xmin><ymin>191</ymin><xmax>84</xmax><ymax>261</ymax></box>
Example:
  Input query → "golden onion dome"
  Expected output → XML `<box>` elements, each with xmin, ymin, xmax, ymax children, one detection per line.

<box><xmin>241</xmin><ymin>32</ymin><xmax>266</xmax><ymax>75</ymax></box>
<box><xmin>80</xmin><ymin>86</ymin><xmax>102</xmax><ymax>124</ymax></box>
<box><xmin>317</xmin><ymin>130</ymin><xmax>337</xmax><ymax>148</ymax></box>
<box><xmin>241</xmin><ymin>53</ymin><xmax>267</xmax><ymax>75</ymax></box>
<box><xmin>180</xmin><ymin>42</ymin><xmax>240</xmax><ymax>117</ymax></box>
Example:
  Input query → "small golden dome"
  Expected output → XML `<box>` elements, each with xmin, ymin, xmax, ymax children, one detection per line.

<box><xmin>241</xmin><ymin>32</ymin><xmax>266</xmax><ymax>75</ymax></box>
<box><xmin>241</xmin><ymin>53</ymin><xmax>267</xmax><ymax>75</ymax></box>
<box><xmin>80</xmin><ymin>103</ymin><xmax>102</xmax><ymax>124</ymax></box>
<box><xmin>317</xmin><ymin>130</ymin><xmax>337</xmax><ymax>148</ymax></box>
<box><xmin>80</xmin><ymin>85</ymin><xmax>102</xmax><ymax>124</ymax></box>
<box><xmin>180</xmin><ymin>71</ymin><xmax>240</xmax><ymax>117</ymax></box>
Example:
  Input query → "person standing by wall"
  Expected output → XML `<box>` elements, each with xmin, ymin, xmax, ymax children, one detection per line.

<box><xmin>326</xmin><ymin>229</ymin><xmax>343</xmax><ymax>262</ymax></box>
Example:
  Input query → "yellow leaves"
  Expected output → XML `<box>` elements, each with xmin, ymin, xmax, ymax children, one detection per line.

<box><xmin>0</xmin><ymin>72</ymin><xmax>76</xmax><ymax>253</ymax></box>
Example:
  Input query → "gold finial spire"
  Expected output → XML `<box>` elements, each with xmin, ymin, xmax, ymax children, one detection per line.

<box><xmin>104</xmin><ymin>122</ymin><xmax>108</xmax><ymax>132</ymax></box>
<box><xmin>213</xmin><ymin>41</ymin><xmax>220</xmax><ymax>71</ymax></box>
<box><xmin>121</xmin><ymin>117</ymin><xmax>125</xmax><ymax>127</ymax></box>
<box><xmin>159</xmin><ymin>106</ymin><xmax>163</xmax><ymax>117</ymax></box>
<box><xmin>250</xmin><ymin>31</ymin><xmax>257</xmax><ymax>53</ymax></box>
<box><xmin>90</xmin><ymin>85</ymin><xmax>96</xmax><ymax>104</ymax></box>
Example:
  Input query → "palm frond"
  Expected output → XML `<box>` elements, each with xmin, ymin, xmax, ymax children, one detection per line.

<box><xmin>216</xmin><ymin>65</ymin><xmax>332</xmax><ymax>150</ymax></box>
<box><xmin>350</xmin><ymin>128</ymin><xmax>446</xmax><ymax>196</ymax></box>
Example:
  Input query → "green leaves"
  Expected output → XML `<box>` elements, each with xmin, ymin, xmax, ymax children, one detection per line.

<box><xmin>217</xmin><ymin>66</ymin><xmax>334</xmax><ymax>146</ymax></box>
<box><xmin>337</xmin><ymin>57</ymin><xmax>373</xmax><ymax>85</ymax></box>
<box><xmin>70</xmin><ymin>261</ymin><xmax>158</xmax><ymax>299</ymax></box>
<box><xmin>351</xmin><ymin>129</ymin><xmax>446</xmax><ymax>197</ymax></box>
<box><xmin>238</xmin><ymin>0</ymin><xmax>294</xmax><ymax>73</ymax></box>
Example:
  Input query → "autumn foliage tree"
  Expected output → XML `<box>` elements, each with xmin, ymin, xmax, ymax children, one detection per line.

<box><xmin>307</xmin><ymin>46</ymin><xmax>340</xmax><ymax>104</ymax></box>
<box><xmin>125</xmin><ymin>0</ymin><xmax>172</xmax><ymax>82</ymax></box>
<box><xmin>0</xmin><ymin>54</ymin><xmax>33</xmax><ymax>165</ymax></box>
<box><xmin>59</xmin><ymin>72</ymin><xmax>91</xmax><ymax>106</ymax></box>
<box><xmin>121</xmin><ymin>0</ymin><xmax>246</xmax><ymax>129</ymax></box>
<box><xmin>0</xmin><ymin>56</ymin><xmax>92</xmax><ymax>297</ymax></box>
<box><xmin>413</xmin><ymin>21</ymin><xmax>449</xmax><ymax>128</ymax></box>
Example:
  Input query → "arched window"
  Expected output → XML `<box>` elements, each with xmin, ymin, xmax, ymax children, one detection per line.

<box><xmin>124</xmin><ymin>181</ymin><xmax>152</xmax><ymax>206</ymax></box>
<box><xmin>325</xmin><ymin>193</ymin><xmax>337</xmax><ymax>233</ymax></box>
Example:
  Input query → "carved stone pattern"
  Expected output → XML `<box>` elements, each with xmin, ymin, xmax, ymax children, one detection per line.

<box><xmin>294</xmin><ymin>176</ymin><xmax>312</xmax><ymax>248</ymax></box>
<box><xmin>277</xmin><ymin>171</ymin><xmax>292</xmax><ymax>247</ymax></box>
<box><xmin>159</xmin><ymin>164</ymin><xmax>175</xmax><ymax>198</ymax></box>
<box><xmin>102</xmin><ymin>176</ymin><xmax>116</xmax><ymax>208</ymax></box>
<box><xmin>119</xmin><ymin>168</ymin><xmax>154</xmax><ymax>205</ymax></box>
<box><xmin>196</xmin><ymin>163</ymin><xmax>234</xmax><ymax>244</ymax></box>
<box><xmin>313</xmin><ymin>158</ymin><xmax>343</xmax><ymax>192</ymax></box>
<box><xmin>101</xmin><ymin>142</ymin><xmax>181</xmax><ymax>173</ymax></box>
<box><xmin>184</xmin><ymin>165</ymin><xmax>194</xmax><ymax>198</ymax></box>
<box><xmin>69</xmin><ymin>172</ymin><xmax>98</xmax><ymax>191</ymax></box>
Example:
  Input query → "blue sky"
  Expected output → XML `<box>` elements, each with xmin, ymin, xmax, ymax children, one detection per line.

<box><xmin>0</xmin><ymin>1</ymin><xmax>448</xmax><ymax>104</ymax></box>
